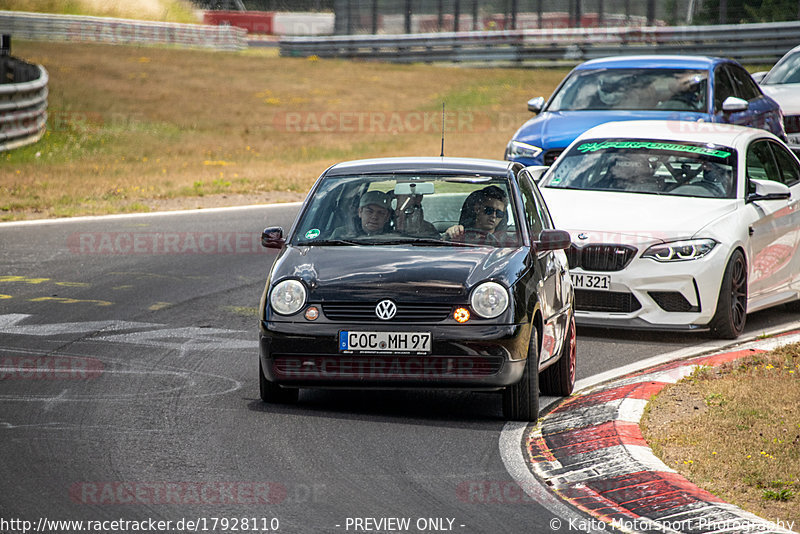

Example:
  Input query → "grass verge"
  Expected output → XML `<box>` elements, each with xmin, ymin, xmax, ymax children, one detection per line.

<box><xmin>642</xmin><ymin>343</ymin><xmax>800</xmax><ymax>528</ymax></box>
<box><xmin>0</xmin><ymin>0</ymin><xmax>199</xmax><ymax>23</ymax></box>
<box><xmin>0</xmin><ymin>41</ymin><xmax>568</xmax><ymax>220</ymax></box>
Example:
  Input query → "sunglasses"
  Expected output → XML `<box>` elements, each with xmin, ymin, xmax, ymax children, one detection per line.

<box><xmin>481</xmin><ymin>206</ymin><xmax>505</xmax><ymax>218</ymax></box>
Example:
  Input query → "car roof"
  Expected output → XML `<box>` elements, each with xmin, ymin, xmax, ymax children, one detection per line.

<box><xmin>324</xmin><ymin>157</ymin><xmax>520</xmax><ymax>177</ymax></box>
<box><xmin>575</xmin><ymin>55</ymin><xmax>724</xmax><ymax>70</ymax></box>
<box><xmin>574</xmin><ymin>120</ymin><xmax>776</xmax><ymax>147</ymax></box>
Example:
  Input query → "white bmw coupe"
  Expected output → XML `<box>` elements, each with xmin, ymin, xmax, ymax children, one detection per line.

<box><xmin>538</xmin><ymin>120</ymin><xmax>800</xmax><ymax>338</ymax></box>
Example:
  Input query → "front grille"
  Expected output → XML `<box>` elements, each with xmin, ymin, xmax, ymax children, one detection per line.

<box><xmin>322</xmin><ymin>302</ymin><xmax>453</xmax><ymax>322</ymax></box>
<box><xmin>543</xmin><ymin>149</ymin><xmax>564</xmax><ymax>166</ymax></box>
<box><xmin>649</xmin><ymin>291</ymin><xmax>698</xmax><ymax>313</ymax></box>
<box><xmin>567</xmin><ymin>244</ymin><xmax>637</xmax><ymax>272</ymax></box>
<box><xmin>272</xmin><ymin>355</ymin><xmax>503</xmax><ymax>380</ymax></box>
<box><xmin>575</xmin><ymin>289</ymin><xmax>642</xmax><ymax>313</ymax></box>
<box><xmin>784</xmin><ymin>115</ymin><xmax>800</xmax><ymax>134</ymax></box>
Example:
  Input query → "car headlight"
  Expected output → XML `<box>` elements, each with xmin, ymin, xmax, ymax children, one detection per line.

<box><xmin>270</xmin><ymin>279</ymin><xmax>307</xmax><ymax>315</ymax></box>
<box><xmin>506</xmin><ymin>140</ymin><xmax>543</xmax><ymax>160</ymax></box>
<box><xmin>642</xmin><ymin>239</ymin><xmax>717</xmax><ymax>262</ymax></box>
<box><xmin>470</xmin><ymin>281</ymin><xmax>510</xmax><ymax>319</ymax></box>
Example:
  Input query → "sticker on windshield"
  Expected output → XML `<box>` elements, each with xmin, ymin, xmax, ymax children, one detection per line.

<box><xmin>576</xmin><ymin>141</ymin><xmax>731</xmax><ymax>159</ymax></box>
<box><xmin>305</xmin><ymin>229</ymin><xmax>321</xmax><ymax>240</ymax></box>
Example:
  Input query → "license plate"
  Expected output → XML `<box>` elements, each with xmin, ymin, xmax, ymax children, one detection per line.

<box><xmin>339</xmin><ymin>331</ymin><xmax>431</xmax><ymax>354</ymax></box>
<box><xmin>571</xmin><ymin>273</ymin><xmax>611</xmax><ymax>290</ymax></box>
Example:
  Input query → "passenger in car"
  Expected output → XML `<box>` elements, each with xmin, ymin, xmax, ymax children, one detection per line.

<box><xmin>393</xmin><ymin>193</ymin><xmax>439</xmax><ymax>237</ymax></box>
<box><xmin>599</xmin><ymin>155</ymin><xmax>661</xmax><ymax>193</ymax></box>
<box><xmin>445</xmin><ymin>186</ymin><xmax>510</xmax><ymax>244</ymax></box>
<box><xmin>331</xmin><ymin>190</ymin><xmax>393</xmax><ymax>237</ymax></box>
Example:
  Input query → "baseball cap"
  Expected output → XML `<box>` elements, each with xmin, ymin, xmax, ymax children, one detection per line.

<box><xmin>359</xmin><ymin>190</ymin><xmax>391</xmax><ymax>210</ymax></box>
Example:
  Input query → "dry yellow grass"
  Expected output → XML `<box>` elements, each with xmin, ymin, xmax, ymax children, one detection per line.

<box><xmin>642</xmin><ymin>344</ymin><xmax>800</xmax><ymax>529</ymax></box>
<box><xmin>0</xmin><ymin>0</ymin><xmax>199</xmax><ymax>23</ymax></box>
<box><xmin>1</xmin><ymin>40</ymin><xmax>567</xmax><ymax>219</ymax></box>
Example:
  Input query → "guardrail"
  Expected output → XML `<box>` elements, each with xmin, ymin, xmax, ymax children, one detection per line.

<box><xmin>0</xmin><ymin>37</ymin><xmax>48</xmax><ymax>153</ymax></box>
<box><xmin>0</xmin><ymin>11</ymin><xmax>247</xmax><ymax>51</ymax></box>
<box><xmin>279</xmin><ymin>20</ymin><xmax>800</xmax><ymax>65</ymax></box>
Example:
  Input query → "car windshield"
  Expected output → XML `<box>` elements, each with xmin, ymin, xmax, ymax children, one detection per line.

<box><xmin>541</xmin><ymin>138</ymin><xmax>738</xmax><ymax>198</ymax></box>
<box><xmin>547</xmin><ymin>68</ymin><xmax>708</xmax><ymax>112</ymax></box>
<box><xmin>291</xmin><ymin>174</ymin><xmax>522</xmax><ymax>247</ymax></box>
<box><xmin>763</xmin><ymin>51</ymin><xmax>800</xmax><ymax>85</ymax></box>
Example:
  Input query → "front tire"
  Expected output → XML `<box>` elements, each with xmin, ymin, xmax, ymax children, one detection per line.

<box><xmin>502</xmin><ymin>328</ymin><xmax>540</xmax><ymax>422</ymax></box>
<box><xmin>709</xmin><ymin>249</ymin><xmax>747</xmax><ymax>339</ymax></box>
<box><xmin>541</xmin><ymin>313</ymin><xmax>576</xmax><ymax>396</ymax></box>
<box><xmin>259</xmin><ymin>359</ymin><xmax>299</xmax><ymax>404</ymax></box>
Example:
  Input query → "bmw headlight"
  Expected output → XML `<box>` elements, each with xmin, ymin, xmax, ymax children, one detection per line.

<box><xmin>270</xmin><ymin>279</ymin><xmax>307</xmax><ymax>315</ymax></box>
<box><xmin>642</xmin><ymin>239</ymin><xmax>717</xmax><ymax>262</ymax></box>
<box><xmin>470</xmin><ymin>282</ymin><xmax>510</xmax><ymax>319</ymax></box>
<box><xmin>506</xmin><ymin>140</ymin><xmax>543</xmax><ymax>160</ymax></box>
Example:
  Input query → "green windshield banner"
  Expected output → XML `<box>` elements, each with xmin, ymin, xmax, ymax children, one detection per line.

<box><xmin>576</xmin><ymin>141</ymin><xmax>731</xmax><ymax>159</ymax></box>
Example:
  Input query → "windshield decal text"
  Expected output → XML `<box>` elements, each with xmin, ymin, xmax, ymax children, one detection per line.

<box><xmin>576</xmin><ymin>141</ymin><xmax>731</xmax><ymax>159</ymax></box>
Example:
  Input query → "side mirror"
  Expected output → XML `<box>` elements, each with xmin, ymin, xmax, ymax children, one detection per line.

<box><xmin>524</xmin><ymin>165</ymin><xmax>550</xmax><ymax>184</ymax></box>
<box><xmin>527</xmin><ymin>96</ymin><xmax>545</xmax><ymax>114</ymax></box>
<box><xmin>261</xmin><ymin>226</ymin><xmax>285</xmax><ymax>249</ymax></box>
<box><xmin>722</xmin><ymin>96</ymin><xmax>749</xmax><ymax>113</ymax></box>
<box><xmin>535</xmin><ymin>229</ymin><xmax>571</xmax><ymax>251</ymax></box>
<box><xmin>746</xmin><ymin>179</ymin><xmax>791</xmax><ymax>202</ymax></box>
<box><xmin>751</xmin><ymin>71</ymin><xmax>768</xmax><ymax>84</ymax></box>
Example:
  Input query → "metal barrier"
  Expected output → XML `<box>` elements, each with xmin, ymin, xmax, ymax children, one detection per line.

<box><xmin>279</xmin><ymin>20</ymin><xmax>800</xmax><ymax>65</ymax></box>
<box><xmin>0</xmin><ymin>37</ymin><xmax>48</xmax><ymax>152</ymax></box>
<box><xmin>0</xmin><ymin>11</ymin><xmax>247</xmax><ymax>51</ymax></box>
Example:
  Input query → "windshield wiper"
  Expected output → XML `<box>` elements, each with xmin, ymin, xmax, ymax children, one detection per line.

<box><xmin>366</xmin><ymin>237</ymin><xmax>480</xmax><ymax>247</ymax></box>
<box><xmin>299</xmin><ymin>239</ymin><xmax>360</xmax><ymax>246</ymax></box>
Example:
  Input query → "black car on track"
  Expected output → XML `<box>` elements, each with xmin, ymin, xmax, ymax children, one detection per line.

<box><xmin>258</xmin><ymin>157</ymin><xmax>576</xmax><ymax>421</ymax></box>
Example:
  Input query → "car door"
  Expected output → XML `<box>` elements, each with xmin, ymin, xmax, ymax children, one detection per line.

<box><xmin>770</xmin><ymin>142</ymin><xmax>800</xmax><ymax>292</ymax></box>
<box><xmin>518</xmin><ymin>170</ymin><xmax>568</xmax><ymax>365</ymax></box>
<box><xmin>745</xmin><ymin>138</ymin><xmax>800</xmax><ymax>302</ymax></box>
<box><xmin>727</xmin><ymin>63</ymin><xmax>785</xmax><ymax>137</ymax></box>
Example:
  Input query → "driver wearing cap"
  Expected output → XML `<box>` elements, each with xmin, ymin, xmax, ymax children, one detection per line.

<box><xmin>332</xmin><ymin>190</ymin><xmax>392</xmax><ymax>238</ymax></box>
<box><xmin>357</xmin><ymin>191</ymin><xmax>392</xmax><ymax>235</ymax></box>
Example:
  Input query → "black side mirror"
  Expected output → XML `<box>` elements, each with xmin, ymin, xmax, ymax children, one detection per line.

<box><xmin>261</xmin><ymin>226</ymin><xmax>285</xmax><ymax>249</ymax></box>
<box><xmin>535</xmin><ymin>229</ymin><xmax>571</xmax><ymax>251</ymax></box>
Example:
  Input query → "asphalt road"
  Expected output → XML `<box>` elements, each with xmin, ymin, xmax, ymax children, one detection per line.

<box><xmin>1</xmin><ymin>204</ymin><xmax>798</xmax><ymax>534</ymax></box>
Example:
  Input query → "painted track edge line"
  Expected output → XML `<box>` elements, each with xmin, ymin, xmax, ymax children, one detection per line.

<box><xmin>0</xmin><ymin>202</ymin><xmax>304</xmax><ymax>227</ymax></box>
<box><xmin>574</xmin><ymin>319</ymin><xmax>800</xmax><ymax>394</ymax></box>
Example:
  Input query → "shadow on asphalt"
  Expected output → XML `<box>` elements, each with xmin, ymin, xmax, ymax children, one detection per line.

<box><xmin>245</xmin><ymin>388</ymin><xmax>514</xmax><ymax>428</ymax></box>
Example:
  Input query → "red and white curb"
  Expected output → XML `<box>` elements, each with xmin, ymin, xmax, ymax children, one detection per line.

<box><xmin>526</xmin><ymin>331</ymin><xmax>800</xmax><ymax>534</ymax></box>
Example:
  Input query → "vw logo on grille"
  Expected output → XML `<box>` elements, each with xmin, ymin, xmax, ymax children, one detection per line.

<box><xmin>375</xmin><ymin>299</ymin><xmax>397</xmax><ymax>320</ymax></box>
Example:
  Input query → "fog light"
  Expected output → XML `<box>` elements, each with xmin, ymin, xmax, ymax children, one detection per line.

<box><xmin>304</xmin><ymin>306</ymin><xmax>319</xmax><ymax>321</ymax></box>
<box><xmin>454</xmin><ymin>307</ymin><xmax>470</xmax><ymax>323</ymax></box>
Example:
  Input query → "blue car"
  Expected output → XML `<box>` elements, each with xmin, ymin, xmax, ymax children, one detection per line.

<box><xmin>506</xmin><ymin>55</ymin><xmax>786</xmax><ymax>166</ymax></box>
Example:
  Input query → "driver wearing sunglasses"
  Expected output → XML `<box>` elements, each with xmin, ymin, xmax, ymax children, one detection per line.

<box><xmin>445</xmin><ymin>186</ymin><xmax>508</xmax><ymax>243</ymax></box>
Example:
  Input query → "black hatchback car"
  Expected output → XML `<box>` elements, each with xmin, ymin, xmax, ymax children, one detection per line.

<box><xmin>258</xmin><ymin>157</ymin><xmax>575</xmax><ymax>421</ymax></box>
